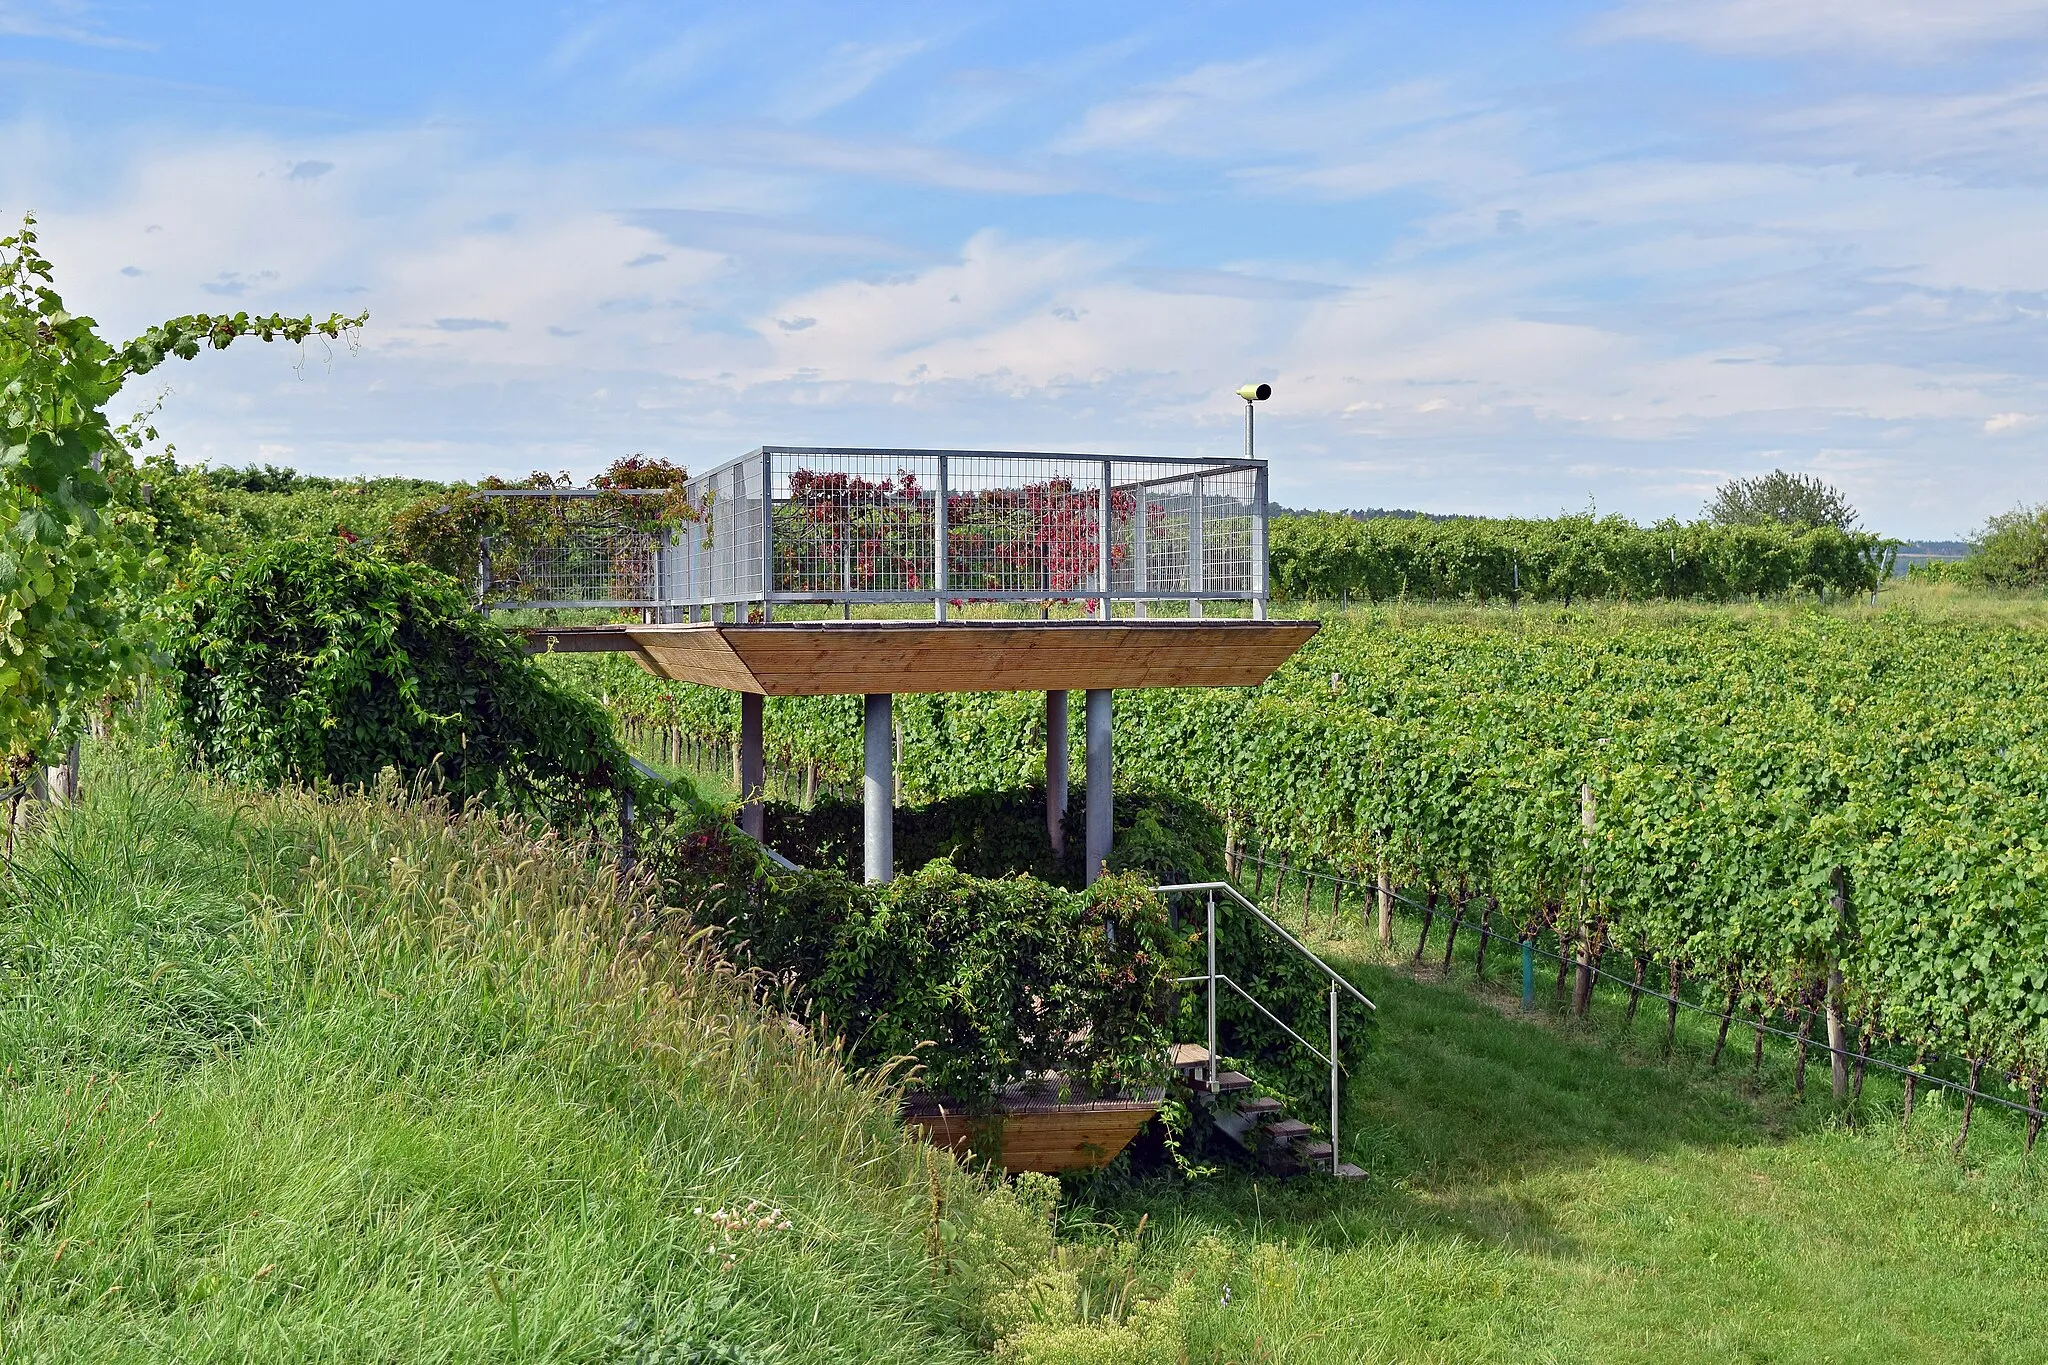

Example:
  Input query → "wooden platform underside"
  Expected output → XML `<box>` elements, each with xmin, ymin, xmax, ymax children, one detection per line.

<box><xmin>902</xmin><ymin>1101</ymin><xmax>1159</xmax><ymax>1173</ymax></box>
<box><xmin>522</xmin><ymin>620</ymin><xmax>1318</xmax><ymax>696</ymax></box>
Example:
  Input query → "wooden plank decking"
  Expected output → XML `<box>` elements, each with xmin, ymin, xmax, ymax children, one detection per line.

<box><xmin>521</xmin><ymin>620</ymin><xmax>1318</xmax><ymax>696</ymax></box>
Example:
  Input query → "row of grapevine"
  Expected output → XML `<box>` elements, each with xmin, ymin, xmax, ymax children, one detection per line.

<box><xmin>542</xmin><ymin>608</ymin><xmax>2048</xmax><ymax>1100</ymax></box>
<box><xmin>1268</xmin><ymin>512</ymin><xmax>1895</xmax><ymax>603</ymax></box>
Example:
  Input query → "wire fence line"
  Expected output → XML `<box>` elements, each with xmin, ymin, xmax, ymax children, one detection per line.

<box><xmin>1232</xmin><ymin>844</ymin><xmax>2048</xmax><ymax>1131</ymax></box>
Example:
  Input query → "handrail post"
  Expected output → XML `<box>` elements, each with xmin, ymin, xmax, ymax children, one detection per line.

<box><xmin>1328</xmin><ymin>984</ymin><xmax>1340</xmax><ymax>1175</ymax></box>
<box><xmin>1207</xmin><ymin>889</ymin><xmax>1219</xmax><ymax>1094</ymax></box>
<box><xmin>1098</xmin><ymin>457</ymin><xmax>1114</xmax><ymax>620</ymax></box>
<box><xmin>759</xmin><ymin>450</ymin><xmax>774</xmax><ymax>622</ymax></box>
<box><xmin>934</xmin><ymin>453</ymin><xmax>949</xmax><ymax>622</ymax></box>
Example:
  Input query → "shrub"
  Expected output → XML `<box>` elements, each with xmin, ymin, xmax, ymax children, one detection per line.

<box><xmin>640</xmin><ymin>812</ymin><xmax>1189</xmax><ymax>1104</ymax></box>
<box><xmin>165</xmin><ymin>537</ymin><xmax>632</xmax><ymax>823</ymax></box>
<box><xmin>1956</xmin><ymin>504</ymin><xmax>2048</xmax><ymax>589</ymax></box>
<box><xmin>759</xmin><ymin>783</ymin><xmax>1368</xmax><ymax>1111</ymax></box>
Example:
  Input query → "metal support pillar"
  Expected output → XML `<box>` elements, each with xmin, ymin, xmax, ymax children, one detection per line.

<box><xmin>863</xmin><ymin>693</ymin><xmax>894</xmax><ymax>884</ymax></box>
<box><xmin>739</xmin><ymin>692</ymin><xmax>764</xmax><ymax>841</ymax></box>
<box><xmin>1045</xmin><ymin>690</ymin><xmax>1068</xmax><ymax>856</ymax></box>
<box><xmin>1084</xmin><ymin>688</ymin><xmax>1112</xmax><ymax>885</ymax></box>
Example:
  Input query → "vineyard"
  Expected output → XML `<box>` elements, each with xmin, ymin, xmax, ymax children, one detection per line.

<box><xmin>548</xmin><ymin>604</ymin><xmax>2048</xmax><ymax>1131</ymax></box>
<box><xmin>1269</xmin><ymin>510</ymin><xmax>1894</xmax><ymax>603</ymax></box>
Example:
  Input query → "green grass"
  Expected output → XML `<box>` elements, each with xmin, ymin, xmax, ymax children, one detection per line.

<box><xmin>0</xmin><ymin>734</ymin><xmax>1123</xmax><ymax>1363</ymax></box>
<box><xmin>12</xmin><ymin>729</ymin><xmax>2046</xmax><ymax>1362</ymax></box>
<box><xmin>1082</xmin><ymin>894</ymin><xmax>2048</xmax><ymax>1364</ymax></box>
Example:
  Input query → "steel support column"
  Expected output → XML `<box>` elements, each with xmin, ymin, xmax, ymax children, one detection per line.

<box><xmin>1046</xmin><ymin>690</ymin><xmax>1069</xmax><ymax>856</ymax></box>
<box><xmin>1084</xmin><ymin>688</ymin><xmax>1112</xmax><ymax>885</ymax></box>
<box><xmin>739</xmin><ymin>692</ymin><xmax>765</xmax><ymax>841</ymax></box>
<box><xmin>864</xmin><ymin>693</ymin><xmax>894</xmax><ymax>883</ymax></box>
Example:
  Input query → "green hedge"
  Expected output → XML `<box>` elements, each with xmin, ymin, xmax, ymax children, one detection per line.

<box><xmin>1269</xmin><ymin>512</ymin><xmax>1896</xmax><ymax>603</ymax></box>
<box><xmin>165</xmin><ymin>538</ymin><xmax>634</xmax><ymax>825</ymax></box>
<box><xmin>639</xmin><ymin>811</ymin><xmax>1189</xmax><ymax>1104</ymax></box>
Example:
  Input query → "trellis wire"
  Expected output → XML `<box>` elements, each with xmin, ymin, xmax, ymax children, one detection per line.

<box><xmin>1234</xmin><ymin>845</ymin><xmax>2048</xmax><ymax>1128</ymax></box>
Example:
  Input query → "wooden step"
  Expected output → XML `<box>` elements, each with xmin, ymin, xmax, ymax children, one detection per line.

<box><xmin>1334</xmin><ymin>1162</ymin><xmax>1369</xmax><ymax>1181</ymax></box>
<box><xmin>1210</xmin><ymin>1071</ymin><xmax>1254</xmax><ymax>1094</ymax></box>
<box><xmin>1265</xmin><ymin>1118</ymin><xmax>1310</xmax><ymax>1142</ymax></box>
<box><xmin>1169</xmin><ymin>1043</ymin><xmax>1210</xmax><ymax>1070</ymax></box>
<box><xmin>1238</xmin><ymin>1096</ymin><xmax>1283</xmax><ymax>1119</ymax></box>
<box><xmin>1295</xmin><ymin>1140</ymin><xmax>1333</xmax><ymax>1163</ymax></box>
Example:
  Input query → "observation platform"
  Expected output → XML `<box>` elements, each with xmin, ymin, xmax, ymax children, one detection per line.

<box><xmin>523</xmin><ymin>619</ymin><xmax>1317</xmax><ymax>696</ymax></box>
<box><xmin>487</xmin><ymin>444</ymin><xmax>1305</xmax><ymax>885</ymax></box>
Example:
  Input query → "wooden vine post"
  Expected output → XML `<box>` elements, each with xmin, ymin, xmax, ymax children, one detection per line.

<box><xmin>1376</xmin><ymin>863</ymin><xmax>1393</xmax><ymax>948</ymax></box>
<box><xmin>1572</xmin><ymin>782</ymin><xmax>1597</xmax><ymax>1019</ymax></box>
<box><xmin>1826</xmin><ymin>865</ymin><xmax>1851</xmax><ymax>1103</ymax></box>
<box><xmin>1664</xmin><ymin>962</ymin><xmax>1682</xmax><ymax>1053</ymax></box>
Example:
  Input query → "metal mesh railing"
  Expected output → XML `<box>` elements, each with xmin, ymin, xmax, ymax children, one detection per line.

<box><xmin>480</xmin><ymin>447</ymin><xmax>1267</xmax><ymax>614</ymax></box>
<box><xmin>478</xmin><ymin>492</ymin><xmax>665</xmax><ymax>609</ymax></box>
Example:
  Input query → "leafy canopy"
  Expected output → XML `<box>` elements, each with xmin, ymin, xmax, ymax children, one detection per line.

<box><xmin>1704</xmin><ymin>469</ymin><xmax>1860</xmax><ymax>531</ymax></box>
<box><xmin>167</xmin><ymin>537</ymin><xmax>634</xmax><ymax>824</ymax></box>
<box><xmin>0</xmin><ymin>212</ymin><xmax>362</xmax><ymax>765</ymax></box>
<box><xmin>1950</xmin><ymin>504</ymin><xmax>2048</xmax><ymax>590</ymax></box>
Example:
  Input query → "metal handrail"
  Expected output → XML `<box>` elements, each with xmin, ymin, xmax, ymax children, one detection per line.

<box><xmin>1155</xmin><ymin>881</ymin><xmax>1374</xmax><ymax>1008</ymax></box>
<box><xmin>1155</xmin><ymin>880</ymin><xmax>1374</xmax><ymax>1176</ymax></box>
<box><xmin>1174</xmin><ymin>972</ymin><xmax>1331</xmax><ymax>1066</ymax></box>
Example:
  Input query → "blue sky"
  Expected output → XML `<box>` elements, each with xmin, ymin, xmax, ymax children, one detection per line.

<box><xmin>4</xmin><ymin>1</ymin><xmax>2047</xmax><ymax>535</ymax></box>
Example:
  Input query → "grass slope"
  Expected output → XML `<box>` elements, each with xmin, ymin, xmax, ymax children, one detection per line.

<box><xmin>1091</xmin><ymin>905</ymin><xmax>2048</xmax><ymax>1364</ymax></box>
<box><xmin>0</xmin><ymin>739</ymin><xmax>1093</xmax><ymax>1363</ymax></box>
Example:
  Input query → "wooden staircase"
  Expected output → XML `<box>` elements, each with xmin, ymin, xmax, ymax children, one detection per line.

<box><xmin>1170</xmin><ymin>1044</ymin><xmax>1367</xmax><ymax>1180</ymax></box>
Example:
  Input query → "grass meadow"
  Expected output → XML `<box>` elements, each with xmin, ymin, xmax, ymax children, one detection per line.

<box><xmin>0</xmin><ymin>732</ymin><xmax>1148</xmax><ymax>1363</ymax></box>
<box><xmin>1079</xmin><ymin>894</ymin><xmax>2048</xmax><ymax>1364</ymax></box>
<box><xmin>7</xmin><ymin>710</ymin><xmax>2045</xmax><ymax>1362</ymax></box>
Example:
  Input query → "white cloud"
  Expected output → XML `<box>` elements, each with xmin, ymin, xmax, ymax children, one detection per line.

<box><xmin>1750</xmin><ymin>80</ymin><xmax>2048</xmax><ymax>184</ymax></box>
<box><xmin>1592</xmin><ymin>0</ymin><xmax>2048</xmax><ymax>58</ymax></box>
<box><xmin>1985</xmin><ymin>411</ymin><xmax>2038</xmax><ymax>432</ymax></box>
<box><xmin>773</xmin><ymin>39</ymin><xmax>929</xmax><ymax>122</ymax></box>
<box><xmin>0</xmin><ymin>0</ymin><xmax>145</xmax><ymax>48</ymax></box>
<box><xmin>634</xmin><ymin>125</ymin><xmax>1085</xmax><ymax>196</ymax></box>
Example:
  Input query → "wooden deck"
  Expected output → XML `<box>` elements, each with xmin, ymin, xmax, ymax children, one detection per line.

<box><xmin>521</xmin><ymin>620</ymin><xmax>1318</xmax><ymax>696</ymax></box>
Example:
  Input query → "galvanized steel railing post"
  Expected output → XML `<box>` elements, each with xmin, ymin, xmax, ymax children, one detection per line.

<box><xmin>1328</xmin><ymin>985</ymin><xmax>1340</xmax><ymax>1175</ymax></box>
<box><xmin>934</xmin><ymin>454</ymin><xmax>949</xmax><ymax>622</ymax></box>
<box><xmin>1207</xmin><ymin>889</ymin><xmax>1219</xmax><ymax>1094</ymax></box>
<box><xmin>1133</xmin><ymin>485</ymin><xmax>1149</xmax><ymax>619</ymax></box>
<box><xmin>1098</xmin><ymin>458</ymin><xmax>1114</xmax><ymax>620</ymax></box>
<box><xmin>759</xmin><ymin>450</ymin><xmax>774</xmax><ymax>621</ymax></box>
<box><xmin>1253</xmin><ymin>463</ymin><xmax>1268</xmax><ymax>621</ymax></box>
<box><xmin>1188</xmin><ymin>474</ymin><xmax>1205</xmax><ymax>619</ymax></box>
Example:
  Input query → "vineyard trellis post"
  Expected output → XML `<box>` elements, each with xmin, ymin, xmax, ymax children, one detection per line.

<box><xmin>1573</xmin><ymin>782</ymin><xmax>1597</xmax><ymax>1019</ymax></box>
<box><xmin>1827</xmin><ymin>865</ymin><xmax>1851</xmax><ymax>1102</ymax></box>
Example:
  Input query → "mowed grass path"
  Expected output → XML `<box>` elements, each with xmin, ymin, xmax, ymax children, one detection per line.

<box><xmin>1095</xmin><ymin>917</ymin><xmax>2047</xmax><ymax>1364</ymax></box>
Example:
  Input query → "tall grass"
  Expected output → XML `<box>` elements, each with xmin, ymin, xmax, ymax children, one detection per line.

<box><xmin>1080</xmin><ymin>896</ymin><xmax>2048</xmax><ymax>1363</ymax></box>
<box><xmin>0</xmin><ymin>736</ymin><xmax>1107</xmax><ymax>1362</ymax></box>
